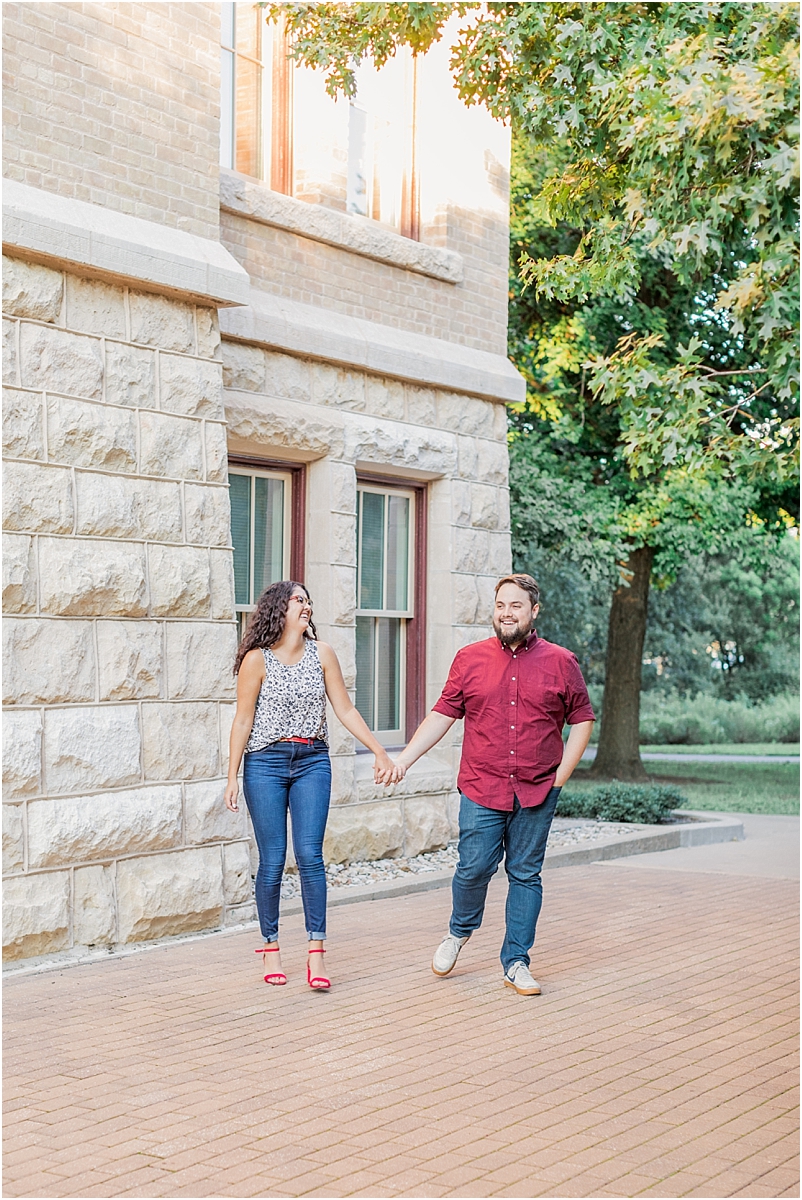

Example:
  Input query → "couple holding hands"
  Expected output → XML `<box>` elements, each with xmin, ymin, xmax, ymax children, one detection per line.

<box><xmin>225</xmin><ymin>574</ymin><xmax>594</xmax><ymax>995</ymax></box>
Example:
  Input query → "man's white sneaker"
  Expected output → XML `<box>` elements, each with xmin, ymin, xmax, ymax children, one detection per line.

<box><xmin>503</xmin><ymin>962</ymin><xmax>541</xmax><ymax>995</ymax></box>
<box><xmin>431</xmin><ymin>934</ymin><xmax>469</xmax><ymax>977</ymax></box>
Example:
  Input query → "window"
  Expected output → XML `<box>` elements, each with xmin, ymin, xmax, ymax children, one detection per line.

<box><xmin>228</xmin><ymin>457</ymin><xmax>307</xmax><ymax>637</ymax></box>
<box><xmin>220</xmin><ymin>2</ymin><xmax>292</xmax><ymax>192</ymax></box>
<box><xmin>347</xmin><ymin>53</ymin><xmax>419</xmax><ymax>238</ymax></box>
<box><xmin>355</xmin><ymin>485</ymin><xmax>415</xmax><ymax>745</ymax></box>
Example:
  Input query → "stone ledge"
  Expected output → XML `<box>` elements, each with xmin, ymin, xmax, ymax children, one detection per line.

<box><xmin>220</xmin><ymin>290</ymin><xmax>525</xmax><ymax>404</ymax></box>
<box><xmin>220</xmin><ymin>170</ymin><xmax>463</xmax><ymax>284</ymax></box>
<box><xmin>3</xmin><ymin>180</ymin><xmax>249</xmax><ymax>308</ymax></box>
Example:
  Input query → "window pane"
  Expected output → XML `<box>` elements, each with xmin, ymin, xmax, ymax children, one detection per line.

<box><xmin>253</xmin><ymin>475</ymin><xmax>284</xmax><ymax>597</ymax></box>
<box><xmin>230</xmin><ymin>473</ymin><xmax>251</xmax><ymax>606</ymax></box>
<box><xmin>359</xmin><ymin>491</ymin><xmax>384</xmax><ymax>610</ymax></box>
<box><xmin>235</xmin><ymin>53</ymin><xmax>261</xmax><ymax>177</ymax></box>
<box><xmin>376</xmin><ymin>618</ymin><xmax>401</xmax><ymax>731</ymax></box>
<box><xmin>220</xmin><ymin>1</ymin><xmax>235</xmax><ymax>49</ymax></box>
<box><xmin>386</xmin><ymin>495</ymin><xmax>410</xmax><ymax>611</ymax></box>
<box><xmin>355</xmin><ymin>617</ymin><xmax>375</xmax><ymax>730</ymax></box>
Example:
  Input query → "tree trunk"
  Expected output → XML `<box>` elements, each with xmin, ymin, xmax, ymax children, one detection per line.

<box><xmin>589</xmin><ymin>546</ymin><xmax>655</xmax><ymax>782</ymax></box>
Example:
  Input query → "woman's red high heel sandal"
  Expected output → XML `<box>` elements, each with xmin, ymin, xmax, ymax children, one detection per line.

<box><xmin>307</xmin><ymin>948</ymin><xmax>330</xmax><ymax>990</ymax></box>
<box><xmin>255</xmin><ymin>946</ymin><xmax>287</xmax><ymax>985</ymax></box>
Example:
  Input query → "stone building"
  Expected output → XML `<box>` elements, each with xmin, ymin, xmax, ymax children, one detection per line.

<box><xmin>2</xmin><ymin>3</ymin><xmax>523</xmax><ymax>962</ymax></box>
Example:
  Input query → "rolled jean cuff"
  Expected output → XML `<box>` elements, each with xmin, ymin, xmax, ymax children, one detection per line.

<box><xmin>307</xmin><ymin>931</ymin><xmax>327</xmax><ymax>941</ymax></box>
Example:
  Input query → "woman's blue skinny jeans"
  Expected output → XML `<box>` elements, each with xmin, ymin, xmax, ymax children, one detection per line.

<box><xmin>243</xmin><ymin>740</ymin><xmax>331</xmax><ymax>942</ymax></box>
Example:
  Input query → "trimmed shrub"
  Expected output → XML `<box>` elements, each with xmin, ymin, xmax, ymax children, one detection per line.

<box><xmin>557</xmin><ymin>783</ymin><xmax>686</xmax><ymax>824</ymax></box>
<box><xmin>638</xmin><ymin>691</ymin><xmax>799</xmax><ymax>745</ymax></box>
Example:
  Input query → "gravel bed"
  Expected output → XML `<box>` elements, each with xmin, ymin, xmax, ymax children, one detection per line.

<box><xmin>276</xmin><ymin>818</ymin><xmax>647</xmax><ymax>899</ymax></box>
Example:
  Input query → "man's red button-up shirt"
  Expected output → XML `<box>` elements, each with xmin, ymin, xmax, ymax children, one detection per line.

<box><xmin>432</xmin><ymin>631</ymin><xmax>595</xmax><ymax>811</ymax></box>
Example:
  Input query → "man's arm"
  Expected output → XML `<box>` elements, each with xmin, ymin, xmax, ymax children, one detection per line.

<box><xmin>394</xmin><ymin>711</ymin><xmax>456</xmax><ymax>776</ymax></box>
<box><xmin>555</xmin><ymin>721</ymin><xmax>594</xmax><ymax>787</ymax></box>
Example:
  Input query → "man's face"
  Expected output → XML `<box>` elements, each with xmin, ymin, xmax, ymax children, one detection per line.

<box><xmin>493</xmin><ymin>583</ymin><xmax>538</xmax><ymax>647</ymax></box>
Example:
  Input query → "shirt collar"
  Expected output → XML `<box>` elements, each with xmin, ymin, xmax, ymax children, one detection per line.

<box><xmin>497</xmin><ymin>629</ymin><xmax>538</xmax><ymax>655</ymax></box>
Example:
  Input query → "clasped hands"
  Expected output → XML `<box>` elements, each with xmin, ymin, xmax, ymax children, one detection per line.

<box><xmin>373</xmin><ymin>752</ymin><xmax>407</xmax><ymax>786</ymax></box>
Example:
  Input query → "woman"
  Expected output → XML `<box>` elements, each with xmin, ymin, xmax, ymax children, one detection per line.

<box><xmin>225</xmin><ymin>580</ymin><xmax>400</xmax><ymax>990</ymax></box>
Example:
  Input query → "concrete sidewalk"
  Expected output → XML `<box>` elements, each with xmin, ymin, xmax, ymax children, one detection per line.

<box><xmin>4</xmin><ymin>838</ymin><xmax>799</xmax><ymax>1198</ymax></box>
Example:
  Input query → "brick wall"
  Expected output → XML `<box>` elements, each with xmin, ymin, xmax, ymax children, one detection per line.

<box><xmin>2</xmin><ymin>2</ymin><xmax>221</xmax><ymax>240</ymax></box>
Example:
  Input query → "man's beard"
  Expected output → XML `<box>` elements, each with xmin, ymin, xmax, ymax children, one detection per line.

<box><xmin>494</xmin><ymin>618</ymin><xmax>530</xmax><ymax>646</ymax></box>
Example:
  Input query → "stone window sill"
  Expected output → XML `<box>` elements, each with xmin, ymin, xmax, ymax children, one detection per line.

<box><xmin>220</xmin><ymin>169</ymin><xmax>464</xmax><ymax>285</ymax></box>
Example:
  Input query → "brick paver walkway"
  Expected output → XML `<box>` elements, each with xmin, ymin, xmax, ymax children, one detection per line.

<box><xmin>4</xmin><ymin>863</ymin><xmax>799</xmax><ymax>1199</ymax></box>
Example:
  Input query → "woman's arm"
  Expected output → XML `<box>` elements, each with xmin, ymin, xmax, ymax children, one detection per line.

<box><xmin>317</xmin><ymin>642</ymin><xmax>401</xmax><ymax>784</ymax></box>
<box><xmin>395</xmin><ymin>711</ymin><xmax>456</xmax><ymax>773</ymax></box>
<box><xmin>224</xmin><ymin>650</ymin><xmax>265</xmax><ymax>811</ymax></box>
<box><xmin>555</xmin><ymin>720</ymin><xmax>594</xmax><ymax>787</ymax></box>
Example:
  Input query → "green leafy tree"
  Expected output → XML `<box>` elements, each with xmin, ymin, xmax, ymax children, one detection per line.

<box><xmin>269</xmin><ymin>1</ymin><xmax>800</xmax><ymax>777</ymax></box>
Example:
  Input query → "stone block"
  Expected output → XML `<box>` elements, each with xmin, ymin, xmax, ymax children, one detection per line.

<box><xmin>76</xmin><ymin>472</ymin><xmax>183</xmax><ymax>542</ymax></box>
<box><xmin>222</xmin><ymin>841</ymin><xmax>251</xmax><ymax>905</ymax></box>
<box><xmin>457</xmin><ymin>436</ymin><xmax>478</xmax><ymax>480</ymax></box>
<box><xmin>437</xmin><ymin>392</ymin><xmax>495</xmax><ymax>438</ymax></box>
<box><xmin>2</xmin><ymin>256</ymin><xmax>62</xmax><ymax>322</ymax></box>
<box><xmin>2</xmin><ymin>386</ymin><xmax>44</xmax><ymax>460</ymax></box>
<box><xmin>47</xmin><ymin>393</ymin><xmax>137</xmax><ymax>472</ymax></box>
<box><xmin>159</xmin><ymin>354</ymin><xmax>223</xmax><ymax>419</ymax></box>
<box><xmin>210</xmin><ymin>549</ymin><xmax>235</xmax><ymax>620</ymax></box>
<box><xmin>330</xmin><ymin>512</ymin><xmax>357</xmax><ymax>567</ymax></box>
<box><xmin>493</xmin><ymin>403</ymin><xmax>509</xmax><ymax>441</ymax></box>
<box><xmin>196</xmin><ymin>307</ymin><xmax>221</xmax><ymax>360</ymax></box>
<box><xmin>264</xmin><ymin>351</ymin><xmax>311</xmax><ymax>401</ymax></box>
<box><xmin>224</xmin><ymin>391</ymin><xmax>342</xmax><ymax>459</ymax></box>
<box><xmin>3</xmin><ymin>804</ymin><xmax>24</xmax><ymax>874</ymax></box>
<box><xmin>141</xmin><ymin>701</ymin><xmax>219</xmax><ymax>781</ymax></box>
<box><xmin>147</xmin><ymin>544</ymin><xmax>210</xmax><ymax>617</ymax></box>
<box><xmin>222</xmin><ymin>341</ymin><xmax>265</xmax><ymax>392</ymax></box>
<box><xmin>97</xmin><ymin>621</ymin><xmax>163</xmax><ymax>701</ymax></box>
<box><xmin>116</xmin><ymin>846</ymin><xmax>223</xmax><ymax>943</ymax></box>
<box><xmin>365</xmin><ymin>376</ymin><xmax>404</xmax><ymax>419</ymax></box>
<box><xmin>325</xmin><ymin>565</ymin><xmax>356</xmax><ymax>626</ymax></box>
<box><xmin>329</xmin><ymin>462</ymin><xmax>356</xmax><ymax>515</ymax></box>
<box><xmin>329</xmin><ymin>754</ymin><xmax>355</xmax><ymax>807</ymax></box>
<box><xmin>105</xmin><ymin>342</ymin><xmax>156</xmax><ymax>408</ymax></box>
<box><xmin>487</xmin><ymin>530</ymin><xmax>512</xmax><ymax>577</ymax></box>
<box><xmin>139</xmin><ymin>410</ymin><xmax>204</xmax><ymax>480</ymax></box>
<box><xmin>312</xmin><ymin>362</ymin><xmax>365</xmax><ymax>410</ymax></box>
<box><xmin>165</xmin><ymin>622</ymin><xmax>237</xmax><ymax>700</ymax></box>
<box><xmin>2</xmin><ymin>534</ymin><xmax>37</xmax><ymax>612</ymax></box>
<box><xmin>2</xmin><ymin>319</ymin><xmax>17</xmax><ymax>384</ymax></box>
<box><xmin>73</xmin><ymin>865</ymin><xmax>115</xmax><ymax>946</ymax></box>
<box><xmin>3</xmin><ymin>871</ymin><xmax>70</xmax><ymax>960</ymax></box>
<box><xmin>44</xmin><ymin>705</ymin><xmax>141</xmax><ymax>794</ymax></box>
<box><xmin>19</xmin><ymin>324</ymin><xmax>103</xmax><ymax>399</ymax></box>
<box><xmin>184</xmin><ymin>484</ymin><xmax>231</xmax><ymax>547</ymax></box>
<box><xmin>454</xmin><ymin>527</ymin><xmax>490</xmax><ymax>574</ymax></box>
<box><xmin>470</xmin><ymin>483</ymin><xmax>501</xmax><ymax>530</ymax></box>
<box><xmin>225</xmin><ymin>901</ymin><xmax>256</xmax><ymax>927</ymax></box>
<box><xmin>403</xmin><ymin>794</ymin><xmax>452</xmax><ymax>857</ymax></box>
<box><xmin>129</xmin><ymin>291</ymin><xmax>194</xmax><ymax>352</ymax></box>
<box><xmin>405</xmin><ymin>383</ymin><xmax>437</xmax><ymax>426</ymax></box>
<box><xmin>344</xmin><ymin>416</ymin><xmax>456</xmax><ymax>477</ymax></box>
<box><xmin>3</xmin><ymin>618</ymin><xmax>95</xmax><ymax>706</ymax></box>
<box><xmin>323</xmin><ymin>801</ymin><xmax>403</xmax><ymax>864</ymax></box>
<box><xmin>451</xmin><ymin>479</ymin><xmax>472</xmax><ymax>526</ymax></box>
<box><xmin>476</xmin><ymin>575</ymin><xmax>496</xmax><ymax>624</ymax></box>
<box><xmin>3</xmin><ymin>461</ymin><xmax>73</xmax><ymax>533</ymax></box>
<box><xmin>39</xmin><ymin>537</ymin><xmax>148</xmax><ymax>617</ymax></box>
<box><xmin>2</xmin><ymin>709</ymin><xmax>42</xmax><ymax>798</ymax></box>
<box><xmin>65</xmin><ymin>276</ymin><xmax>126</xmax><ymax>338</ymax></box>
<box><xmin>453</xmin><ymin>574</ymin><xmax>479</xmax><ymax>625</ymax></box>
<box><xmin>477</xmin><ymin>439</ymin><xmax>509</xmax><ymax>486</ymax></box>
<box><xmin>27</xmin><ymin>785</ymin><xmax>182</xmax><ymax>868</ymax></box>
<box><xmin>184</xmin><ymin>779</ymin><xmax>248</xmax><ymax>844</ymax></box>
<box><xmin>205</xmin><ymin>422</ymin><xmax>228</xmax><ymax>483</ymax></box>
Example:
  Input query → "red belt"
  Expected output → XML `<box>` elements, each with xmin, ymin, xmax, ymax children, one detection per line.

<box><xmin>278</xmin><ymin>736</ymin><xmax>318</xmax><ymax>745</ymax></box>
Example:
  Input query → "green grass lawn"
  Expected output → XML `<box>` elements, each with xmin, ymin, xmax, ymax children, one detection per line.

<box><xmin>639</xmin><ymin>743</ymin><xmax>799</xmax><ymax>757</ymax></box>
<box><xmin>569</xmin><ymin>758</ymin><xmax>800</xmax><ymax>816</ymax></box>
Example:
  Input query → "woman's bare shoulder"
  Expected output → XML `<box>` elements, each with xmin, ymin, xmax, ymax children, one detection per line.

<box><xmin>239</xmin><ymin>646</ymin><xmax>267</xmax><ymax>675</ymax></box>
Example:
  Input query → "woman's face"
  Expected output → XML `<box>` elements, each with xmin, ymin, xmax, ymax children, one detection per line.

<box><xmin>285</xmin><ymin>587</ymin><xmax>312</xmax><ymax>634</ymax></box>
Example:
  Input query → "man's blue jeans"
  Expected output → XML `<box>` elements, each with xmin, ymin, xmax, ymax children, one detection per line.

<box><xmin>243</xmin><ymin>740</ymin><xmax>331</xmax><ymax>942</ymax></box>
<box><xmin>449</xmin><ymin>787</ymin><xmax>561</xmax><ymax>972</ymax></box>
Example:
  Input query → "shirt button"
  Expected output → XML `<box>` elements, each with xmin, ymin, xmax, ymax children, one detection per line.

<box><xmin>510</xmin><ymin>750</ymin><xmax>514</xmax><ymax>754</ymax></box>
<box><xmin>511</xmin><ymin>701</ymin><xmax>515</xmax><ymax>705</ymax></box>
<box><xmin>512</xmin><ymin>677</ymin><xmax>515</xmax><ymax>681</ymax></box>
<box><xmin>511</xmin><ymin>725</ymin><xmax>514</xmax><ymax>729</ymax></box>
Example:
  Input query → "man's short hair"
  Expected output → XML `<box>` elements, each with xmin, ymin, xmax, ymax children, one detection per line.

<box><xmin>494</xmin><ymin>573</ymin><xmax>540</xmax><ymax>608</ymax></box>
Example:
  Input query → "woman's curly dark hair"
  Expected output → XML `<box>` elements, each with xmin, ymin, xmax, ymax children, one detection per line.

<box><xmin>234</xmin><ymin>580</ymin><xmax>317</xmax><ymax>674</ymax></box>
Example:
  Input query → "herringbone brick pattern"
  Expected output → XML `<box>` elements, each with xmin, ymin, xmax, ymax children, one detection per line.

<box><xmin>4</xmin><ymin>864</ymin><xmax>799</xmax><ymax>1198</ymax></box>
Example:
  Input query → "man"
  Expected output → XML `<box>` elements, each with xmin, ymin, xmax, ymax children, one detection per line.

<box><xmin>394</xmin><ymin>574</ymin><xmax>595</xmax><ymax>995</ymax></box>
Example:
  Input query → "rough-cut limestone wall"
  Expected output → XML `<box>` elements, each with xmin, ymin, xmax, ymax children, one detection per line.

<box><xmin>2</xmin><ymin>255</ymin><xmax>251</xmax><ymax>962</ymax></box>
<box><xmin>223</xmin><ymin>339</ymin><xmax>512</xmax><ymax>864</ymax></box>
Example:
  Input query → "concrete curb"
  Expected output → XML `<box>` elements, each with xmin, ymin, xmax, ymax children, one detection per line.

<box><xmin>4</xmin><ymin>812</ymin><xmax>743</xmax><ymax>977</ymax></box>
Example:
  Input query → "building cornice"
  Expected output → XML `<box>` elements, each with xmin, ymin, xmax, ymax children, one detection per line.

<box><xmin>220</xmin><ymin>169</ymin><xmax>464</xmax><ymax>285</ymax></box>
<box><xmin>220</xmin><ymin>289</ymin><xmax>525</xmax><ymax>405</ymax></box>
<box><xmin>2</xmin><ymin>179</ymin><xmax>249</xmax><ymax>307</ymax></box>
